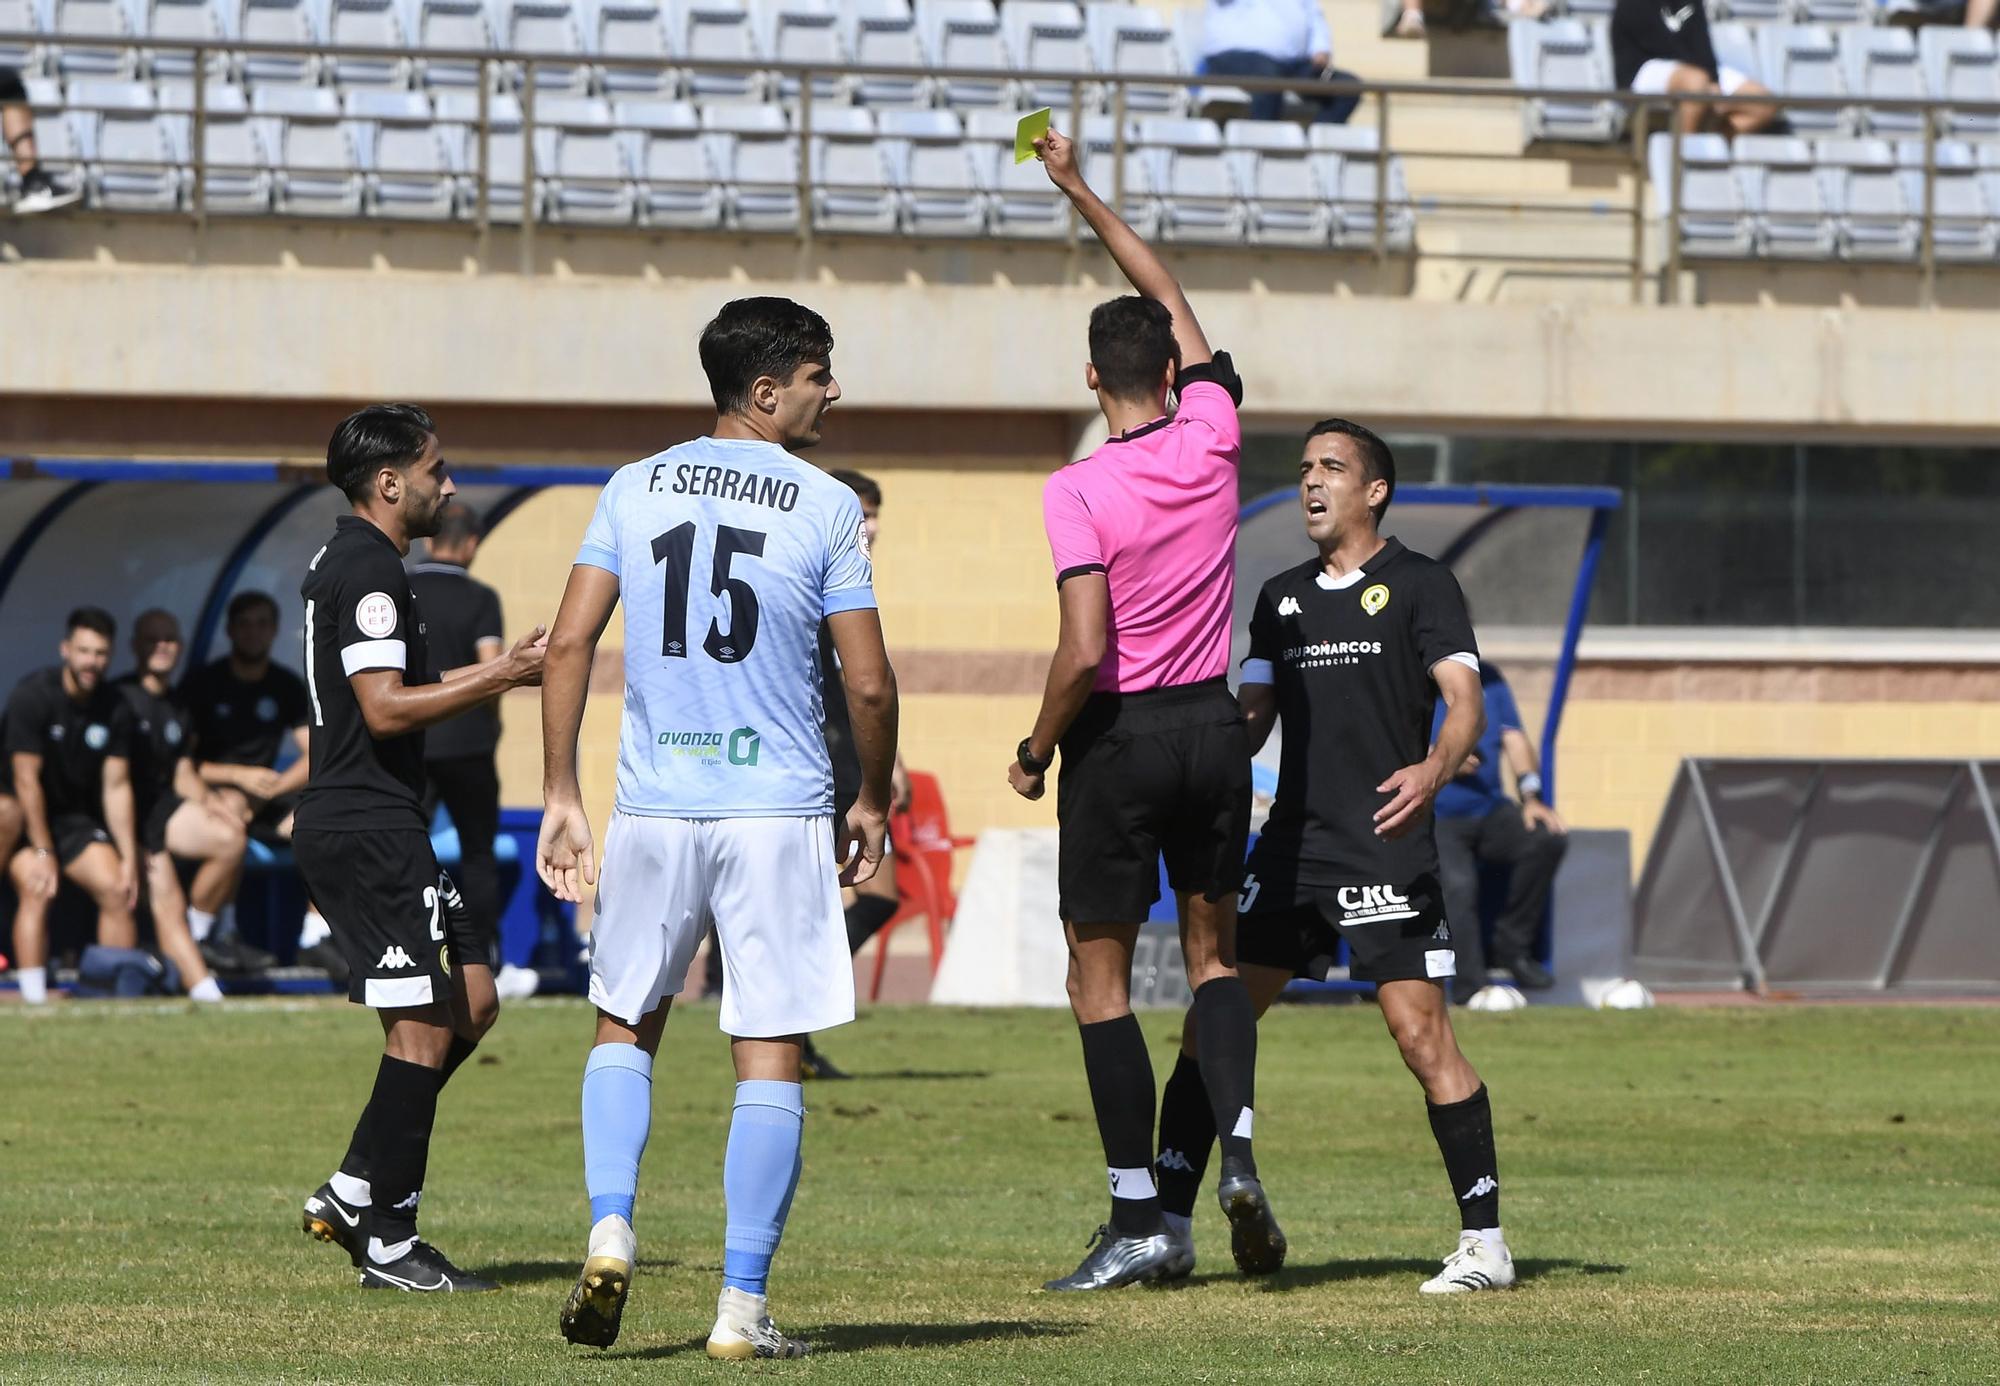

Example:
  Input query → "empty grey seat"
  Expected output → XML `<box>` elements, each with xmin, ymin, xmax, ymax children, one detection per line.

<box><xmin>1840</xmin><ymin>27</ymin><xmax>1925</xmax><ymax>136</ymax></box>
<box><xmin>1225</xmin><ymin>118</ymin><xmax>1328</xmax><ymax>246</ymax></box>
<box><xmin>544</xmin><ymin>96</ymin><xmax>636</xmax><ymax>224</ymax></box>
<box><xmin>0</xmin><ymin>0</ymin><xmax>45</xmax><ymax>76</ymax></box>
<box><xmin>966</xmin><ymin>106</ymin><xmax>1066</xmax><ymax>238</ymax></box>
<box><xmin>1895</xmin><ymin>138</ymin><xmax>1993</xmax><ymax>260</ymax></box>
<box><xmin>677</xmin><ymin>0</ymin><xmax>769</xmax><ymax>103</ymax></box>
<box><xmin>842</xmin><ymin>0</ymin><xmax>933</xmax><ymax>107</ymax></box>
<box><xmin>1310</xmin><ymin>124</ymin><xmax>1414</xmax><ymax>252</ymax></box>
<box><xmin>1709</xmin><ymin>0</ymin><xmax>1786</xmax><ymax>21</ymax></box>
<box><xmin>756</xmin><ymin>0</ymin><xmax>854</xmax><ymax>102</ymax></box>
<box><xmin>346</xmin><ymin>88</ymin><xmax>457</xmax><ymax>219</ymax></box>
<box><xmin>254</xmin><ymin>84</ymin><xmax>363</xmax><ymax>215</ymax></box>
<box><xmin>1646</xmin><ymin>131</ymin><xmax>1753</xmax><ymax>258</ymax></box>
<box><xmin>1817</xmin><ymin>135</ymin><xmax>1917</xmax><ymax>260</ymax></box>
<box><xmin>142</xmin><ymin>0</ymin><xmax>229</xmax><ymax>80</ymax></box>
<box><xmin>1561</xmin><ymin>0</ymin><xmax>1615</xmax><ymax>15</ymax></box>
<box><xmin>614</xmin><ymin>99</ymin><xmax>723</xmax><ymax>227</ymax></box>
<box><xmin>326</xmin><ymin>0</ymin><xmax>413</xmax><ymax>88</ymax></box>
<box><xmin>159</xmin><ymin>78</ymin><xmax>271</xmax><ymax>212</ymax></box>
<box><xmin>808</xmin><ymin>106</ymin><xmax>894</xmax><ymax>233</ymax></box>
<box><xmin>436</xmin><ymin>89</ymin><xmax>551</xmax><ymax>222</ymax></box>
<box><xmin>1919</xmin><ymin>27</ymin><xmax>2000</xmax><ymax>138</ymax></box>
<box><xmin>236</xmin><ymin>0</ymin><xmax>323</xmax><ymax>86</ymax></box>
<box><xmin>1795</xmin><ymin>0</ymin><xmax>1870</xmax><ymax>23</ymax></box>
<box><xmin>880</xmin><ymin>107</ymin><xmax>982</xmax><ymax>235</ymax></box>
<box><xmin>1087</xmin><ymin>5</ymin><xmax>1184</xmax><ymax>116</ymax></box>
<box><xmin>704</xmin><ymin>102</ymin><xmax>798</xmax><ymax>230</ymax></box>
<box><xmin>918</xmin><ymin>0</ymin><xmax>1016</xmax><ymax>109</ymax></box>
<box><xmin>1140</xmin><ymin>115</ymin><xmax>1238</xmax><ymax>243</ymax></box>
<box><xmin>1758</xmin><ymin>24</ymin><xmax>1851</xmax><ymax>136</ymax></box>
<box><xmin>73</xmin><ymin>79</ymin><xmax>180</xmax><ymax>210</ymax></box>
<box><xmin>505</xmin><ymin>0</ymin><xmax>592</xmax><ymax>93</ymax></box>
<box><xmin>1509</xmin><ymin>18</ymin><xmax>1623</xmax><ymax>145</ymax></box>
<box><xmin>1733</xmin><ymin>133</ymin><xmax>1835</xmax><ymax>258</ymax></box>
<box><xmin>592</xmin><ymin>0</ymin><xmax>678</xmax><ymax>97</ymax></box>
<box><xmin>1072</xmin><ymin>114</ymin><xmax>1159</xmax><ymax>239</ymax></box>
<box><xmin>51</xmin><ymin>0</ymin><xmax>137</xmax><ymax>79</ymax></box>
<box><xmin>414</xmin><ymin>0</ymin><xmax>495</xmax><ymax>90</ymax></box>
<box><xmin>1003</xmin><ymin>0</ymin><xmax>1094</xmax><ymax>111</ymax></box>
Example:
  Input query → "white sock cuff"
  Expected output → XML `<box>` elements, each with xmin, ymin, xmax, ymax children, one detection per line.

<box><xmin>1108</xmin><ymin>1166</ymin><xmax>1157</xmax><ymax>1200</ymax></box>
<box><xmin>1231</xmin><ymin>1107</ymin><xmax>1255</xmax><ymax>1139</ymax></box>
<box><xmin>1471</xmin><ymin>1226</ymin><xmax>1505</xmax><ymax>1247</ymax></box>
<box><xmin>330</xmin><ymin>1171</ymin><xmax>372</xmax><ymax>1206</ymax></box>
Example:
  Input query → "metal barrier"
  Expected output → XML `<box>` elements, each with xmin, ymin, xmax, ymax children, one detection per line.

<box><xmin>8</xmin><ymin>30</ymin><xmax>2000</xmax><ymax>303</ymax></box>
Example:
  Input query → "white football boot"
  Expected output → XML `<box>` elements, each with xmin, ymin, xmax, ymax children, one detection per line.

<box><xmin>706</xmin><ymin>1285</ymin><xmax>810</xmax><ymax>1359</ymax></box>
<box><xmin>1419</xmin><ymin>1231</ymin><xmax>1516</xmax><ymax>1294</ymax></box>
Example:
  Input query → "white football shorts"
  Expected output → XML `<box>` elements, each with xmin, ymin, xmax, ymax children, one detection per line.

<box><xmin>1630</xmin><ymin>58</ymin><xmax>1756</xmax><ymax>97</ymax></box>
<box><xmin>588</xmin><ymin>811</ymin><xmax>855</xmax><ymax>1038</ymax></box>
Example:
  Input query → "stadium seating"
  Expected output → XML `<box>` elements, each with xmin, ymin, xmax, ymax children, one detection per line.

<box><xmin>1920</xmin><ymin>27</ymin><xmax>2000</xmax><ymax>137</ymax></box>
<box><xmin>1898</xmin><ymin>138</ymin><xmax>1995</xmax><ymax>259</ymax></box>
<box><xmin>1648</xmin><ymin>131</ymin><xmax>1755</xmax><ymax>259</ymax></box>
<box><xmin>1227</xmin><ymin>117</ymin><xmax>1331</xmax><ymax>247</ymax></box>
<box><xmin>256</xmin><ymin>82</ymin><xmax>363</xmax><ymax>214</ymax></box>
<box><xmin>882</xmin><ymin>107</ymin><xmax>983</xmax><ymax>234</ymax></box>
<box><xmin>1736</xmin><ymin>133</ymin><xmax>1837</xmax><ymax>258</ymax></box>
<box><xmin>965</xmin><ymin>106</ymin><xmax>1067</xmax><ymax>236</ymax></box>
<box><xmin>704</xmin><ymin>100</ymin><xmax>799</xmax><ymax>229</ymax></box>
<box><xmin>326</xmin><ymin>0</ymin><xmax>413</xmax><ymax>90</ymax></box>
<box><xmin>1001</xmin><ymin>0</ymin><xmax>1093</xmax><ymax>111</ymax></box>
<box><xmin>1142</xmin><ymin>116</ymin><xmax>1243</xmax><ymax>244</ymax></box>
<box><xmin>841</xmin><ymin>0</ymin><xmax>932</xmax><ymax>107</ymax></box>
<box><xmin>1509</xmin><ymin>17</ymin><xmax>1623</xmax><ymax>145</ymax></box>
<box><xmin>678</xmin><ymin>0</ymin><xmax>769</xmax><ymax>104</ymax></box>
<box><xmin>917</xmin><ymin>0</ymin><xmax>1017</xmax><ymax>110</ymax></box>
<box><xmin>347</xmin><ymin>87</ymin><xmax>458</xmax><ymax>219</ymax></box>
<box><xmin>141</xmin><ymin>0</ymin><xmax>230</xmax><ymax>80</ymax></box>
<box><xmin>757</xmin><ymin>0</ymin><xmax>857</xmax><ymax>103</ymax></box>
<box><xmin>236</xmin><ymin>0</ymin><xmax>322</xmax><ymax>87</ymax></box>
<box><xmin>161</xmin><ymin>78</ymin><xmax>274</xmax><ymax>211</ymax></box>
<box><xmin>1086</xmin><ymin>4</ymin><xmax>1183</xmax><ymax>116</ymax></box>
<box><xmin>500</xmin><ymin>0</ymin><xmax>590</xmax><ymax>94</ymax></box>
<box><xmin>1312</xmin><ymin>124</ymin><xmax>1414</xmax><ymax>251</ymax></box>
<box><xmin>592</xmin><ymin>0</ymin><xmax>678</xmax><ymax>98</ymax></box>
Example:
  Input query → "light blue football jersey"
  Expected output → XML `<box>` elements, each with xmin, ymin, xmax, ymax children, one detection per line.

<box><xmin>575</xmin><ymin>436</ymin><xmax>877</xmax><ymax>818</ymax></box>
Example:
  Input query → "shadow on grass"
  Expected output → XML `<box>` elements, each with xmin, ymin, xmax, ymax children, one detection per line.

<box><xmin>852</xmin><ymin>1069</ymin><xmax>994</xmax><ymax>1082</ymax></box>
<box><xmin>482</xmin><ymin>1257</ymin><xmax>682</xmax><ymax>1286</ymax></box>
<box><xmin>608</xmin><ymin>1319</ymin><xmax>1078</xmax><ymax>1360</ymax></box>
<box><xmin>1181</xmin><ymin>1256</ymin><xmax>1626</xmax><ymax>1292</ymax></box>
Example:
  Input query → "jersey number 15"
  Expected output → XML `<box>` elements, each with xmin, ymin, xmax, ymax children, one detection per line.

<box><xmin>652</xmin><ymin>523</ymin><xmax>765</xmax><ymax>664</ymax></box>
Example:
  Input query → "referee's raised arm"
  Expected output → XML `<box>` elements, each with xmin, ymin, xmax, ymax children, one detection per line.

<box><xmin>1034</xmin><ymin>129</ymin><xmax>1212</xmax><ymax>369</ymax></box>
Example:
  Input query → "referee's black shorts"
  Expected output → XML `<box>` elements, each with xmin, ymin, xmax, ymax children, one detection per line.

<box><xmin>1055</xmin><ymin>676</ymin><xmax>1251</xmax><ymax>925</ymax></box>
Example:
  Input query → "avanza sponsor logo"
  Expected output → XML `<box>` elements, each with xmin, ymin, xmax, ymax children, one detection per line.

<box><xmin>658</xmin><ymin>727</ymin><xmax>762</xmax><ymax>766</ymax></box>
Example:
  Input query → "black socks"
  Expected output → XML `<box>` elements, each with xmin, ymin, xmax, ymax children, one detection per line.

<box><xmin>1428</xmin><ymin>1083</ymin><xmax>1500</xmax><ymax>1230</ymax></box>
<box><xmin>1191</xmin><ymin>976</ymin><xmax>1258</xmax><ymax>1179</ymax></box>
<box><xmin>844</xmin><ymin>895</ymin><xmax>899</xmax><ymax>954</ymax></box>
<box><xmin>1154</xmin><ymin>1050</ymin><xmax>1216</xmax><ymax>1219</ymax></box>
<box><xmin>338</xmin><ymin>1036</ymin><xmax>479</xmax><ymax>1183</ymax></box>
<box><xmin>440</xmin><ymin>1034</ymin><xmax>479</xmax><ymax>1084</ymax></box>
<box><xmin>364</xmin><ymin>1055</ymin><xmax>444</xmax><ymax>1248</ymax></box>
<box><xmin>1078</xmin><ymin>1014</ymin><xmax>1163</xmax><ymax>1238</ymax></box>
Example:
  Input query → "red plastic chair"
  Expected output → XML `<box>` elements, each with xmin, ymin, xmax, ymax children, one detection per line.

<box><xmin>868</xmin><ymin>770</ymin><xmax>976</xmax><ymax>1000</ymax></box>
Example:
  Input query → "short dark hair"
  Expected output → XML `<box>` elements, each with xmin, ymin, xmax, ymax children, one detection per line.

<box><xmin>1087</xmin><ymin>296</ymin><xmax>1179</xmax><ymax>404</ymax></box>
<box><xmin>433</xmin><ymin>503</ymin><xmax>482</xmax><ymax>548</ymax></box>
<box><xmin>828</xmin><ymin>470</ymin><xmax>881</xmax><ymax>507</ymax></box>
<box><xmin>66</xmin><ymin>606</ymin><xmax>115</xmax><ymax>641</ymax></box>
<box><xmin>327</xmin><ymin>403</ymin><xmax>436</xmax><ymax>503</ymax></box>
<box><xmin>1305</xmin><ymin>418</ymin><xmax>1396</xmax><ymax>524</ymax></box>
<box><xmin>227</xmin><ymin>590</ymin><xmax>278</xmax><ymax>624</ymax></box>
<box><xmin>699</xmin><ymin>298</ymin><xmax>835</xmax><ymax>415</ymax></box>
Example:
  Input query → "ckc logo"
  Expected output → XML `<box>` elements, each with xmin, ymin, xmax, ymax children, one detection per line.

<box><xmin>1337</xmin><ymin>884</ymin><xmax>1409</xmax><ymax>912</ymax></box>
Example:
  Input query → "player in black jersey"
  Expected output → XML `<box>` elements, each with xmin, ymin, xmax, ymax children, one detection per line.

<box><xmin>112</xmin><ymin>609</ymin><xmax>250</xmax><ymax>1004</ymax></box>
<box><xmin>1152</xmin><ymin>419</ymin><xmax>1518</xmax><ymax>1295</ymax></box>
<box><xmin>293</xmin><ymin>404</ymin><xmax>546</xmax><ymax>1294</ymax></box>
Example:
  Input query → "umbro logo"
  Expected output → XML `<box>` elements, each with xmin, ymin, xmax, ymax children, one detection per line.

<box><xmin>1157</xmin><ymin>1149</ymin><xmax>1195</xmax><ymax>1173</ymax></box>
<box><xmin>377</xmin><ymin>946</ymin><xmax>415</xmax><ymax>969</ymax></box>
<box><xmin>1460</xmin><ymin>1175</ymin><xmax>1498</xmax><ymax>1202</ymax></box>
<box><xmin>1277</xmin><ymin>595</ymin><xmax>1304</xmax><ymax>616</ymax></box>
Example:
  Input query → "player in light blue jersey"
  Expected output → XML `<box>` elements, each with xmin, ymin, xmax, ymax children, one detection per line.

<box><xmin>538</xmin><ymin>297</ymin><xmax>899</xmax><ymax>1359</ymax></box>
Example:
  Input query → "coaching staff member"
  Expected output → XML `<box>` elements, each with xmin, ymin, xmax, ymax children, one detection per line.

<box><xmin>292</xmin><ymin>405</ymin><xmax>544</xmax><ymax>1293</ymax></box>
<box><xmin>411</xmin><ymin>504</ymin><xmax>506</xmax><ymax>1030</ymax></box>
<box><xmin>1155</xmin><ymin>419</ymin><xmax>1517</xmax><ymax>1295</ymax></box>
<box><xmin>1007</xmin><ymin>128</ymin><xmax>1271</xmax><ymax>1293</ymax></box>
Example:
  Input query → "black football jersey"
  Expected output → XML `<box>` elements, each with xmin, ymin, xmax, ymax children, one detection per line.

<box><xmin>295</xmin><ymin>515</ymin><xmax>438</xmax><ymax>833</ymax></box>
<box><xmin>2</xmin><ymin>666</ymin><xmax>133</xmax><ymax>820</ymax></box>
<box><xmin>177</xmin><ymin>657</ymin><xmax>310</xmax><ymax>768</ymax></box>
<box><xmin>113</xmin><ymin>674</ymin><xmax>191</xmax><ymax>812</ymax></box>
<box><xmin>1243</xmin><ymin>538</ymin><xmax>1478</xmax><ymax>886</ymax></box>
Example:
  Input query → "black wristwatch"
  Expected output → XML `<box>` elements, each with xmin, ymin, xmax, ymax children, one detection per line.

<box><xmin>1017</xmin><ymin>737</ymin><xmax>1054</xmax><ymax>776</ymax></box>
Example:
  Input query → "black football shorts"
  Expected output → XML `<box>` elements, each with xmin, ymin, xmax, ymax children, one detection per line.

<box><xmin>1055</xmin><ymin>677</ymin><xmax>1251</xmax><ymax>925</ymax></box>
<box><xmin>139</xmin><ymin>792</ymin><xmax>184</xmax><ymax>854</ymax></box>
<box><xmin>52</xmin><ymin>812</ymin><xmax>112</xmax><ymax>866</ymax></box>
<box><xmin>1237</xmin><ymin>853</ymin><xmax>1456</xmax><ymax>986</ymax></box>
<box><xmin>295</xmin><ymin>827</ymin><xmax>481</xmax><ymax>1008</ymax></box>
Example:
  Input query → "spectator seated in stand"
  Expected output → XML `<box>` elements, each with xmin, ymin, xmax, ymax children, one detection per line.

<box><xmin>1198</xmin><ymin>0</ymin><xmax>1362</xmax><ymax>123</ymax></box>
<box><xmin>1</xmin><ymin>65</ymin><xmax>81</xmax><ymax>214</ymax></box>
<box><xmin>1611</xmin><ymin>0</ymin><xmax>1777</xmax><ymax>137</ymax></box>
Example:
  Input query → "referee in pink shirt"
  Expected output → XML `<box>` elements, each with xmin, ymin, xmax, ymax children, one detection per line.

<box><xmin>1007</xmin><ymin>129</ymin><xmax>1278</xmax><ymax>1292</ymax></box>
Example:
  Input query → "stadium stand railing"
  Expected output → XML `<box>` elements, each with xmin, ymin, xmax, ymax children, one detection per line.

<box><xmin>8</xmin><ymin>3</ymin><xmax>2000</xmax><ymax>301</ymax></box>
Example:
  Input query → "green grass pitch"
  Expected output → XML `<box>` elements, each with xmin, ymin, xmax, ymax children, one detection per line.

<box><xmin>2</xmin><ymin>999</ymin><xmax>1996</xmax><ymax>1383</ymax></box>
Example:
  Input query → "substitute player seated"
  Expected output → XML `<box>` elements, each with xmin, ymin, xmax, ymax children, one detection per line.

<box><xmin>1153</xmin><ymin>419</ymin><xmax>1518</xmax><ymax>1294</ymax></box>
<box><xmin>538</xmin><ymin>296</ymin><xmax>897</xmax><ymax>1359</ymax></box>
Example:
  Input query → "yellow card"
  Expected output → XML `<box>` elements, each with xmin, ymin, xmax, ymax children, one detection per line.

<box><xmin>1014</xmin><ymin>107</ymin><xmax>1052</xmax><ymax>164</ymax></box>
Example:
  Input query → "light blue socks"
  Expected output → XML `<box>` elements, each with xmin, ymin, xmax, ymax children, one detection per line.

<box><xmin>582</xmin><ymin>1043</ymin><xmax>654</xmax><ymax>1226</ymax></box>
<box><xmin>721</xmin><ymin>1080</ymin><xmax>806</xmax><ymax>1296</ymax></box>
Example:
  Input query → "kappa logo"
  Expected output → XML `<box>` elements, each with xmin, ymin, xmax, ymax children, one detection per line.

<box><xmin>1157</xmin><ymin>1149</ymin><xmax>1195</xmax><ymax>1174</ymax></box>
<box><xmin>1335</xmin><ymin>883</ymin><xmax>1421</xmax><ymax>925</ymax></box>
<box><xmin>1460</xmin><ymin>1175</ymin><xmax>1498</xmax><ymax>1202</ymax></box>
<box><xmin>376</xmin><ymin>946</ymin><xmax>416</xmax><ymax>970</ymax></box>
<box><xmin>392</xmin><ymin>1190</ymin><xmax>422</xmax><ymax>1212</ymax></box>
<box><xmin>1277</xmin><ymin>595</ymin><xmax>1304</xmax><ymax>617</ymax></box>
<box><xmin>1661</xmin><ymin>1</ymin><xmax>1695</xmax><ymax>30</ymax></box>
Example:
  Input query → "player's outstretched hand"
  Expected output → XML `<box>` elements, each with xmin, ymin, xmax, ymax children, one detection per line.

<box><xmin>839</xmin><ymin>801</ymin><xmax>889</xmax><ymax>887</ymax></box>
<box><xmin>506</xmin><ymin>625</ymin><xmax>549</xmax><ymax>688</ymax></box>
<box><xmin>1006</xmin><ymin>759</ymin><xmax>1045</xmax><ymax>802</ymax></box>
<box><xmin>537</xmin><ymin>798</ymin><xmax>597</xmax><ymax>902</ymax></box>
<box><xmin>1375</xmin><ymin>760</ymin><xmax>1446</xmax><ymax>839</ymax></box>
<box><xmin>1033</xmin><ymin>129</ymin><xmax>1081</xmax><ymax>192</ymax></box>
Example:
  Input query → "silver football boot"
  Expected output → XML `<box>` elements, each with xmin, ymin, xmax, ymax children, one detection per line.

<box><xmin>1042</xmin><ymin>1225</ymin><xmax>1183</xmax><ymax>1291</ymax></box>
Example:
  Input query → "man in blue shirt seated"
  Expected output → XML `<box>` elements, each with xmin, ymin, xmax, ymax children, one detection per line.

<box><xmin>1198</xmin><ymin>0</ymin><xmax>1361</xmax><ymax>124</ymax></box>
<box><xmin>1432</xmin><ymin>662</ymin><xmax>1567</xmax><ymax>993</ymax></box>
